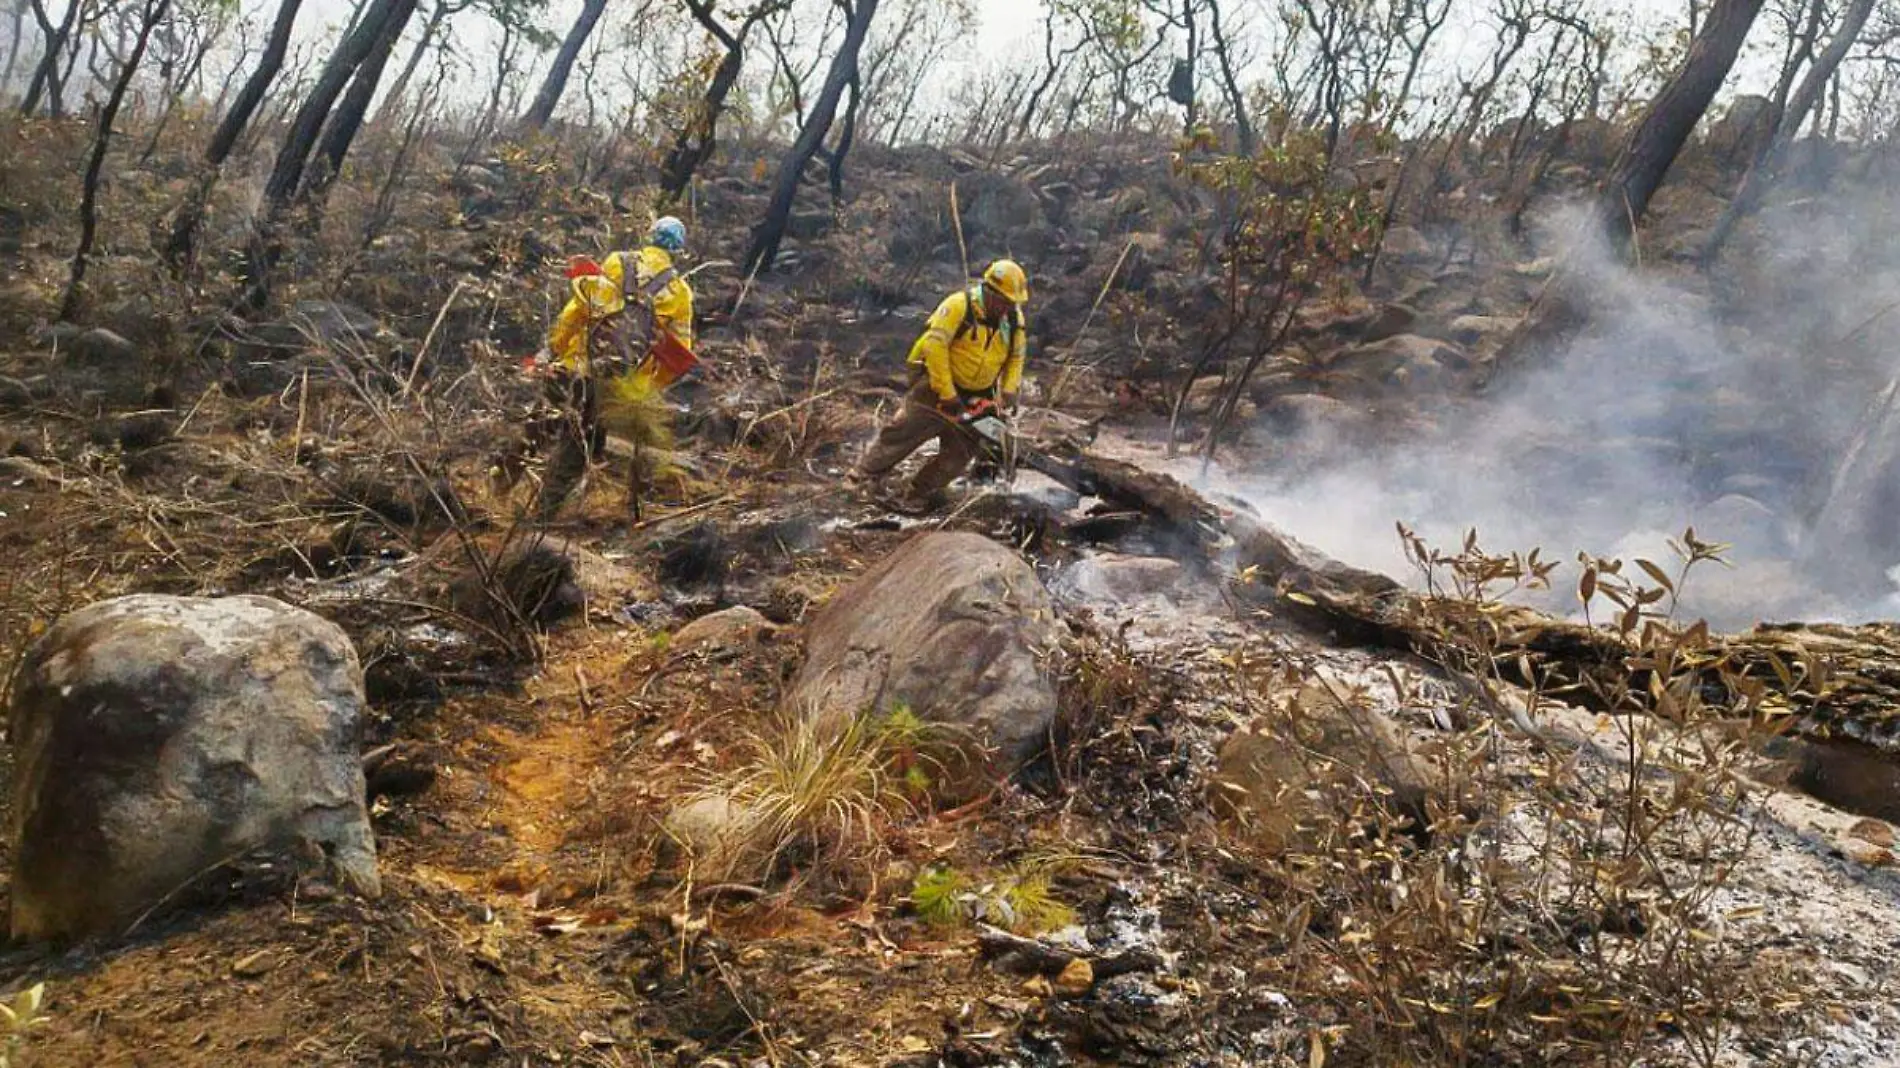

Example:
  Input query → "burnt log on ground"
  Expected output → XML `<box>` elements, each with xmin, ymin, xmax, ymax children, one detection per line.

<box><xmin>1045</xmin><ymin>444</ymin><xmax>1900</xmax><ymax>766</ymax></box>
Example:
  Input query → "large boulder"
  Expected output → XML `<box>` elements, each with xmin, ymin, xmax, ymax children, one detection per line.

<box><xmin>7</xmin><ymin>594</ymin><xmax>380</xmax><ymax>941</ymax></box>
<box><xmin>782</xmin><ymin>532</ymin><xmax>1062</xmax><ymax>802</ymax></box>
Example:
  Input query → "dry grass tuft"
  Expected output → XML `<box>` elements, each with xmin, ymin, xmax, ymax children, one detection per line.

<box><xmin>677</xmin><ymin>708</ymin><xmax>934</xmax><ymax>885</ymax></box>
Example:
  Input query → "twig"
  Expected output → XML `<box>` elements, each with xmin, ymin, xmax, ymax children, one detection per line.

<box><xmin>1046</xmin><ymin>239</ymin><xmax>1137</xmax><ymax>408</ymax></box>
<box><xmin>692</xmin><ymin>883</ymin><xmax>766</xmax><ymax>902</ymax></box>
<box><xmin>574</xmin><ymin>664</ymin><xmax>595</xmax><ymax>716</ymax></box>
<box><xmin>718</xmin><ymin>387</ymin><xmax>844</xmax><ymax>483</ymax></box>
<box><xmin>291</xmin><ymin>369</ymin><xmax>309</xmax><ymax>459</ymax></box>
<box><xmin>630</xmin><ymin>493</ymin><xmax>735</xmax><ymax>531</ymax></box>
<box><xmin>405</xmin><ymin>279</ymin><xmax>466</xmax><ymax>398</ymax></box>
<box><xmin>950</xmin><ymin>181</ymin><xmax>971</xmax><ymax>280</ymax></box>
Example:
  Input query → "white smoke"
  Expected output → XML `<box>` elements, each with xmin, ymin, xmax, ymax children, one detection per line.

<box><xmin>1181</xmin><ymin>189</ymin><xmax>1900</xmax><ymax>632</ymax></box>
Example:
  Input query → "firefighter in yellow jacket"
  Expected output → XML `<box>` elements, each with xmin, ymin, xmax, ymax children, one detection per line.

<box><xmin>853</xmin><ymin>259</ymin><xmax>1029</xmax><ymax>510</ymax></box>
<box><xmin>527</xmin><ymin>216</ymin><xmax>695</xmax><ymax>519</ymax></box>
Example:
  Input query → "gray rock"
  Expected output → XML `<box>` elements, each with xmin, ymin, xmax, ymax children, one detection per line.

<box><xmin>1361</xmin><ymin>303</ymin><xmax>1420</xmax><ymax>344</ymax></box>
<box><xmin>1259</xmin><ymin>393</ymin><xmax>1367</xmax><ymax>439</ymax></box>
<box><xmin>662</xmin><ymin>793</ymin><xmax>754</xmax><ymax>867</ymax></box>
<box><xmin>254</xmin><ymin>300</ymin><xmax>384</xmax><ymax>351</ymax></box>
<box><xmin>1332</xmin><ymin>334</ymin><xmax>1472</xmax><ymax>384</ymax></box>
<box><xmin>1380</xmin><ymin>225</ymin><xmax>1433</xmax><ymax>260</ymax></box>
<box><xmin>783</xmin><ymin>532</ymin><xmax>1061</xmax><ymax>802</ymax></box>
<box><xmin>8</xmin><ymin>594</ymin><xmax>379</xmax><ymax>941</ymax></box>
<box><xmin>0</xmin><ymin>455</ymin><xmax>59</xmax><ymax>487</ymax></box>
<box><xmin>1441</xmin><ymin>314</ymin><xmax>1521</xmax><ymax>347</ymax></box>
<box><xmin>51</xmin><ymin>327</ymin><xmax>138</xmax><ymax>367</ymax></box>
<box><xmin>0</xmin><ymin>374</ymin><xmax>36</xmax><ymax>409</ymax></box>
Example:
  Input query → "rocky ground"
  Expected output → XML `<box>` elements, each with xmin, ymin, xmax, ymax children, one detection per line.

<box><xmin>7</xmin><ymin>120</ymin><xmax>1900</xmax><ymax>1067</ymax></box>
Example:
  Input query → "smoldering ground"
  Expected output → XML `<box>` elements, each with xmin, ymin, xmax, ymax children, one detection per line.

<box><xmin>1192</xmin><ymin>192</ymin><xmax>1900</xmax><ymax>631</ymax></box>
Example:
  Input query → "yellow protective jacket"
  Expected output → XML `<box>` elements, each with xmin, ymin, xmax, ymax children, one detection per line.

<box><xmin>547</xmin><ymin>245</ymin><xmax>694</xmax><ymax>373</ymax></box>
<box><xmin>906</xmin><ymin>284</ymin><xmax>1026</xmax><ymax>401</ymax></box>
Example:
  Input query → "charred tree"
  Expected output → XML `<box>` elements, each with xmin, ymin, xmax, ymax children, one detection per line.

<box><xmin>299</xmin><ymin>0</ymin><xmax>421</xmax><ymax>210</ymax></box>
<box><xmin>1015</xmin><ymin>5</ymin><xmax>1086</xmax><ymax>143</ymax></box>
<box><xmin>1593</xmin><ymin>0</ymin><xmax>1765</xmax><ymax>253</ymax></box>
<box><xmin>2</xmin><ymin>0</ymin><xmax>27</xmax><ymax>94</ymax></box>
<box><xmin>657</xmin><ymin>0</ymin><xmax>767</xmax><ymax>201</ymax></box>
<box><xmin>376</xmin><ymin>0</ymin><xmax>471</xmax><ymax>125</ymax></box>
<box><xmin>61</xmin><ymin>0</ymin><xmax>171</xmax><ymax>322</ymax></box>
<box><xmin>826</xmin><ymin>74</ymin><xmax>860</xmax><ymax>205</ymax></box>
<box><xmin>743</xmin><ymin>0</ymin><xmax>879</xmax><ymax>275</ymax></box>
<box><xmin>520</xmin><ymin>0</ymin><xmax>605</xmax><ymax>130</ymax></box>
<box><xmin>164</xmin><ymin>0</ymin><xmax>304</xmax><ymax>271</ymax></box>
<box><xmin>246</xmin><ymin>0</ymin><xmax>418</xmax><ymax>305</ymax></box>
<box><xmin>20</xmin><ymin>0</ymin><xmax>82</xmax><ymax>116</ymax></box>
<box><xmin>1204</xmin><ymin>0</ymin><xmax>1253</xmax><ymax>155</ymax></box>
<box><xmin>1701</xmin><ymin>0</ymin><xmax>1874</xmax><ymax>261</ymax></box>
<box><xmin>1493</xmin><ymin>0</ymin><xmax>1764</xmax><ymax>377</ymax></box>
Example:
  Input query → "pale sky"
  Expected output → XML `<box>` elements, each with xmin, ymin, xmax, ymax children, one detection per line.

<box><xmin>14</xmin><ymin>0</ymin><xmax>1786</xmax><ymax>125</ymax></box>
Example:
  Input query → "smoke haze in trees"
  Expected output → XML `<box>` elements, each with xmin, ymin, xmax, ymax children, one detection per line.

<box><xmin>1198</xmin><ymin>189</ymin><xmax>1900</xmax><ymax>631</ymax></box>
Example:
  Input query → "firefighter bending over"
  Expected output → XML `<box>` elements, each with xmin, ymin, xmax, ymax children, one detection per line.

<box><xmin>851</xmin><ymin>259</ymin><xmax>1029</xmax><ymax>512</ymax></box>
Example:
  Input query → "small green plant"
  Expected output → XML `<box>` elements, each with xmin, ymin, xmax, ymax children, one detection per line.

<box><xmin>909</xmin><ymin>864</ymin><xmax>969</xmax><ymax>927</ymax></box>
<box><xmin>0</xmin><ymin>983</ymin><xmax>48</xmax><ymax>1068</ymax></box>
<box><xmin>905</xmin><ymin>857</ymin><xmax>1078</xmax><ymax>935</ymax></box>
<box><xmin>998</xmin><ymin>865</ymin><xmax>1077</xmax><ymax>933</ymax></box>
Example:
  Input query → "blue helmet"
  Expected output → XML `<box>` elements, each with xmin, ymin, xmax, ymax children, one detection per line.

<box><xmin>649</xmin><ymin>216</ymin><xmax>687</xmax><ymax>253</ymax></box>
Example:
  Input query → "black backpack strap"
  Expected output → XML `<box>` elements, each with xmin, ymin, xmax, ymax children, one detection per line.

<box><xmin>950</xmin><ymin>286</ymin><xmax>979</xmax><ymax>344</ymax></box>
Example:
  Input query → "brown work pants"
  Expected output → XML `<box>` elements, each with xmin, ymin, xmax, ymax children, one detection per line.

<box><xmin>857</xmin><ymin>370</ymin><xmax>984</xmax><ymax>496</ymax></box>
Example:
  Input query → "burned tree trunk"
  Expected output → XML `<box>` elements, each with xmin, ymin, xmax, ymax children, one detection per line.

<box><xmin>298</xmin><ymin>0</ymin><xmax>420</xmax><ymax>209</ymax></box>
<box><xmin>2</xmin><ymin>0</ymin><xmax>27</xmax><ymax>96</ymax></box>
<box><xmin>826</xmin><ymin>75</ymin><xmax>860</xmax><ymax>205</ymax></box>
<box><xmin>60</xmin><ymin>0</ymin><xmax>171</xmax><ymax>322</ymax></box>
<box><xmin>20</xmin><ymin>0</ymin><xmax>81</xmax><ymax>116</ymax></box>
<box><xmin>1701</xmin><ymin>0</ymin><xmax>1874</xmax><ymax>261</ymax></box>
<box><xmin>1205</xmin><ymin>0</ymin><xmax>1253</xmax><ymax>155</ymax></box>
<box><xmin>375</xmin><ymin>0</ymin><xmax>463</xmax><ymax>125</ymax></box>
<box><xmin>657</xmin><ymin>11</ymin><xmax>752</xmax><ymax>201</ymax></box>
<box><xmin>259</xmin><ymin>0</ymin><xmax>413</xmax><ymax>217</ymax></box>
<box><xmin>744</xmin><ymin>0</ymin><xmax>878</xmax><ymax>275</ymax></box>
<box><xmin>245</xmin><ymin>0</ymin><xmax>416</xmax><ymax>304</ymax></box>
<box><xmin>1594</xmin><ymin>0</ymin><xmax>1766</xmax><ymax>253</ymax></box>
<box><xmin>1492</xmin><ymin>0</ymin><xmax>1764</xmax><ymax>377</ymax></box>
<box><xmin>520</xmin><ymin>0</ymin><xmax>606</xmax><ymax>130</ymax></box>
<box><xmin>164</xmin><ymin>0</ymin><xmax>304</xmax><ymax>271</ymax></box>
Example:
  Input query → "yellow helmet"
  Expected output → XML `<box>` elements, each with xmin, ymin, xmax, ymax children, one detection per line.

<box><xmin>982</xmin><ymin>259</ymin><xmax>1029</xmax><ymax>305</ymax></box>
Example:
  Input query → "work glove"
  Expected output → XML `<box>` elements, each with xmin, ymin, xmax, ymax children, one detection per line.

<box><xmin>935</xmin><ymin>395</ymin><xmax>963</xmax><ymax>417</ymax></box>
<box><xmin>521</xmin><ymin>348</ymin><xmax>554</xmax><ymax>375</ymax></box>
<box><xmin>1000</xmin><ymin>392</ymin><xmax>1019</xmax><ymax>415</ymax></box>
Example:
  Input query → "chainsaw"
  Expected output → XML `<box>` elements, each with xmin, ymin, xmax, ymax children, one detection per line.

<box><xmin>957</xmin><ymin>398</ymin><xmax>1099</xmax><ymax>497</ymax></box>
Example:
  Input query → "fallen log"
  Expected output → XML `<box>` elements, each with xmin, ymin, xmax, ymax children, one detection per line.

<box><xmin>1017</xmin><ymin>437</ymin><xmax>1900</xmax><ymax>757</ymax></box>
